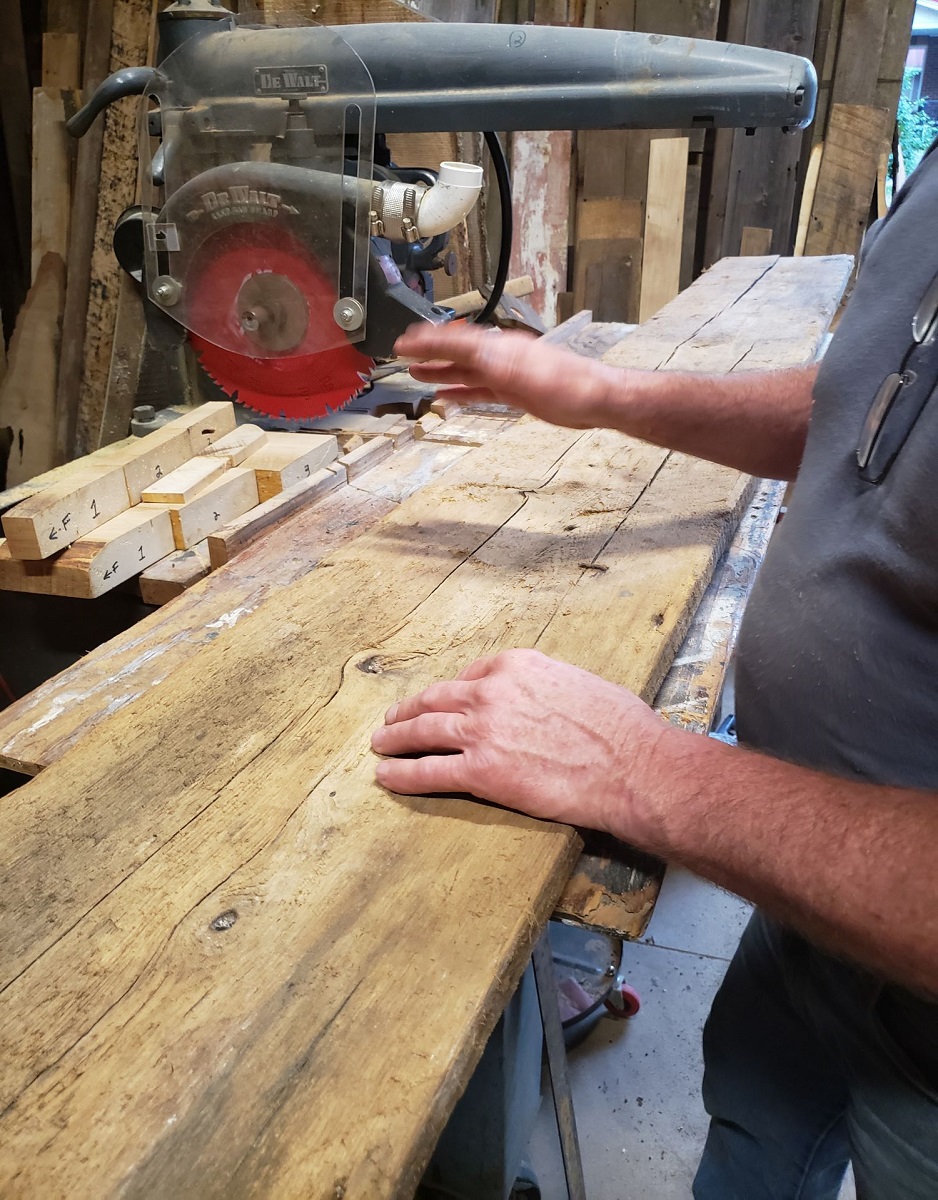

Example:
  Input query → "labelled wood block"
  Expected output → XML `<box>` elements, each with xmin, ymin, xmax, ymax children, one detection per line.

<box><xmin>109</xmin><ymin>403</ymin><xmax>238</xmax><ymax>504</ymax></box>
<box><xmin>111</xmin><ymin>427</ymin><xmax>198</xmax><ymax>506</ymax></box>
<box><xmin>241</xmin><ymin>432</ymin><xmax>340</xmax><ymax>502</ymax></box>
<box><xmin>0</xmin><ymin>506</ymin><xmax>175</xmax><ymax>598</ymax></box>
<box><xmin>1</xmin><ymin>466</ymin><xmax>131</xmax><ymax>560</ymax></box>
<box><xmin>201</xmin><ymin>423</ymin><xmax>268</xmax><ymax>467</ymax></box>
<box><xmin>142</xmin><ymin>457</ymin><xmax>226</xmax><ymax>505</ymax></box>
<box><xmin>139</xmin><ymin>542</ymin><xmax>212</xmax><ymax>607</ymax></box>
<box><xmin>207</xmin><ymin>467</ymin><xmax>345</xmax><ymax>568</ymax></box>
<box><xmin>180</xmin><ymin>401</ymin><xmax>237</xmax><ymax>454</ymax></box>
<box><xmin>169</xmin><ymin>467</ymin><xmax>259</xmax><ymax>550</ymax></box>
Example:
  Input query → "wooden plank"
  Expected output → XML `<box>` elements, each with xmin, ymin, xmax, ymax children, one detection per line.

<box><xmin>576</xmin><ymin>197</ymin><xmax>643</xmax><ymax>243</ymax></box>
<box><xmin>421</xmin><ymin>412</ymin><xmax>513</xmax><ymax>448</ymax></box>
<box><xmin>240</xmin><ymin>432</ymin><xmax>340</xmax><ymax>503</ymax></box>
<box><xmin>31</xmin><ymin>88</ymin><xmax>73</xmax><ymax>284</ymax></box>
<box><xmin>0</xmin><ymin>255</ymin><xmax>66</xmax><ymax>488</ymax></box>
<box><xmin>42</xmin><ymin>32</ymin><xmax>82</xmax><ymax>88</ymax></box>
<box><xmin>141</xmin><ymin>457</ymin><xmax>227</xmax><ymax>505</ymax></box>
<box><xmin>54</xmin><ymin>0</ymin><xmax>116</xmax><ymax>464</ymax></box>
<box><xmin>138</xmin><ymin>541</ymin><xmax>211</xmax><ymax>606</ymax></box>
<box><xmin>443</xmin><ymin>275</ymin><xmax>534</xmax><ymax>318</ymax></box>
<box><xmin>718</xmin><ymin>0</ymin><xmax>819</xmax><ymax>262</ymax></box>
<box><xmin>0</xmin><ymin>258</ymin><xmax>849</xmax><ymax>1194</ymax></box>
<box><xmin>207</xmin><ymin>467</ymin><xmax>346</xmax><ymax>568</ymax></box>
<box><xmin>740</xmin><ymin>225</ymin><xmax>773</xmax><ymax>256</ymax></box>
<box><xmin>336</xmin><ymin>435</ymin><xmax>395</xmax><ymax>481</ymax></box>
<box><xmin>46</xmin><ymin>0</ymin><xmax>89</xmax><ymax>33</ymax></box>
<box><xmin>168</xmin><ymin>466</ymin><xmax>259</xmax><ymax>550</ymax></box>
<box><xmin>830</xmin><ymin>0</ymin><xmax>890</xmax><ymax>107</ymax></box>
<box><xmin>200</xmin><ymin>423</ymin><xmax>267</xmax><ymax>468</ymax></box>
<box><xmin>509</xmin><ymin>129</ymin><xmax>573</xmax><ymax>327</ymax></box>
<box><xmin>1</xmin><ymin>464</ymin><xmax>130</xmax><ymax>560</ymax></box>
<box><xmin>803</xmin><ymin>104</ymin><xmax>890</xmax><ymax>259</ymax></box>
<box><xmin>0</xmin><ymin>505</ymin><xmax>174</xmax><ymax>598</ymax></box>
<box><xmin>74</xmin><ymin>0</ymin><xmax>157</xmax><ymax>456</ymax></box>
<box><xmin>639</xmin><ymin>137</ymin><xmax>689</xmax><ymax>322</ymax></box>
<box><xmin>572</xmin><ymin>236</ymin><xmax>642</xmax><ymax>323</ymax></box>
<box><xmin>795</xmin><ymin>141</ymin><xmax>824</xmax><ymax>256</ymax></box>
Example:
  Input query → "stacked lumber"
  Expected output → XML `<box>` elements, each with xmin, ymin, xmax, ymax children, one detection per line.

<box><xmin>0</xmin><ymin>402</ymin><xmax>350</xmax><ymax>599</ymax></box>
<box><xmin>0</xmin><ymin>394</ymin><xmax>527</xmax><ymax>603</ymax></box>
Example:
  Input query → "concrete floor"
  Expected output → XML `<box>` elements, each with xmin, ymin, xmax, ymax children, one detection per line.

<box><xmin>526</xmin><ymin>867</ymin><xmax>857</xmax><ymax>1200</ymax></box>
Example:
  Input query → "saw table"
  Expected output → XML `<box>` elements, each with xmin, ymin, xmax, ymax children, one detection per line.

<box><xmin>0</xmin><ymin>255</ymin><xmax>850</xmax><ymax>1197</ymax></box>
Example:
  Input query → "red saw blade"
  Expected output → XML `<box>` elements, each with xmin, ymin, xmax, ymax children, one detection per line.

<box><xmin>186</xmin><ymin>223</ymin><xmax>374</xmax><ymax>420</ymax></box>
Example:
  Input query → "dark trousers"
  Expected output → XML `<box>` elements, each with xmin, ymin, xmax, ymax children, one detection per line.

<box><xmin>693</xmin><ymin>911</ymin><xmax>938</xmax><ymax>1200</ymax></box>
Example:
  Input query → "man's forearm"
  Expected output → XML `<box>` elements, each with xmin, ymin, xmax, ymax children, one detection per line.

<box><xmin>592</xmin><ymin>362</ymin><xmax>818</xmax><ymax>481</ymax></box>
<box><xmin>637</xmin><ymin>727</ymin><xmax>938</xmax><ymax>994</ymax></box>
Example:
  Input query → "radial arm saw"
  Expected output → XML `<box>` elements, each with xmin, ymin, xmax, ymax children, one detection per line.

<box><xmin>68</xmin><ymin>0</ymin><xmax>816</xmax><ymax>422</ymax></box>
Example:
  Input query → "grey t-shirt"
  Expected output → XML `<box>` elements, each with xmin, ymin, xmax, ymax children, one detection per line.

<box><xmin>735</xmin><ymin>145</ymin><xmax>938</xmax><ymax>789</ymax></box>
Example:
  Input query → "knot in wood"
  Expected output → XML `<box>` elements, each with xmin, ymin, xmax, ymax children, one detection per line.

<box><xmin>357</xmin><ymin>655</ymin><xmax>385</xmax><ymax>675</ymax></box>
<box><xmin>210</xmin><ymin>909</ymin><xmax>238</xmax><ymax>932</ymax></box>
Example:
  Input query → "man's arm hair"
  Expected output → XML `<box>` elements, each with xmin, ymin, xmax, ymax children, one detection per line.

<box><xmin>592</xmin><ymin>361</ymin><xmax>819</xmax><ymax>481</ymax></box>
<box><xmin>636</xmin><ymin>728</ymin><xmax>938</xmax><ymax>994</ymax></box>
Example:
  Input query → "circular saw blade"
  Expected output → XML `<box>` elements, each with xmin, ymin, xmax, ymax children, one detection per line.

<box><xmin>185</xmin><ymin>223</ymin><xmax>374</xmax><ymax>420</ymax></box>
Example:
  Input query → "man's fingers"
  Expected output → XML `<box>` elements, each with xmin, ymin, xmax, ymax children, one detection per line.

<box><xmin>375</xmin><ymin>752</ymin><xmax>470</xmax><ymax>796</ymax></box>
<box><xmin>384</xmin><ymin>679</ymin><xmax>475</xmax><ymax>725</ymax></box>
<box><xmin>408</xmin><ymin>362</ymin><xmax>489</xmax><ymax>389</ymax></box>
<box><xmin>372</xmin><ymin>712</ymin><xmax>465</xmax><ymax>756</ymax></box>
<box><xmin>395</xmin><ymin>324</ymin><xmax>536</xmax><ymax>382</ymax></box>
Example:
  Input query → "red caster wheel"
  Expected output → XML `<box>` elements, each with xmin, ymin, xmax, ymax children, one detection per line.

<box><xmin>604</xmin><ymin>982</ymin><xmax>641</xmax><ymax>1019</ymax></box>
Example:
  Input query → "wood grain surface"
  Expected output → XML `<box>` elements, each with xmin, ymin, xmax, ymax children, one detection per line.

<box><xmin>0</xmin><ymin>258</ymin><xmax>851</xmax><ymax>1195</ymax></box>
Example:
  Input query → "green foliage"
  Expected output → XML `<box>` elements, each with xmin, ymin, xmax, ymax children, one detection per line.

<box><xmin>897</xmin><ymin>67</ymin><xmax>938</xmax><ymax>173</ymax></box>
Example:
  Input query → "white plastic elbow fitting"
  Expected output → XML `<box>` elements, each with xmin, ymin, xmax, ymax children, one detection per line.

<box><xmin>414</xmin><ymin>160</ymin><xmax>484</xmax><ymax>238</ymax></box>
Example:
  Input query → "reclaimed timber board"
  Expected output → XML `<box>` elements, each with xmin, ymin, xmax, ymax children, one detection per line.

<box><xmin>74</xmin><ymin>0</ymin><xmax>157</xmax><ymax>457</ymax></box>
<box><xmin>0</xmin><ymin>257</ymin><xmax>850</xmax><ymax>1195</ymax></box>
<box><xmin>803</xmin><ymin>104</ymin><xmax>891</xmax><ymax>260</ymax></box>
<box><xmin>241</xmin><ymin>432</ymin><xmax>340</xmax><ymax>503</ymax></box>
<box><xmin>639</xmin><ymin>137</ymin><xmax>689</xmax><ymax>322</ymax></box>
<box><xmin>54</xmin><ymin>0</ymin><xmax>117</xmax><ymax>464</ymax></box>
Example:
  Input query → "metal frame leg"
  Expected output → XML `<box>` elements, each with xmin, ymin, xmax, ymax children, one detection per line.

<box><xmin>531</xmin><ymin>926</ymin><xmax>587</xmax><ymax>1200</ymax></box>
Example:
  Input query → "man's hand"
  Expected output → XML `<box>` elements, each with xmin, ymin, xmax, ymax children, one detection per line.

<box><xmin>371</xmin><ymin>648</ymin><xmax>668</xmax><ymax>844</ymax></box>
<box><xmin>394</xmin><ymin>323</ymin><xmax>614</xmax><ymax>430</ymax></box>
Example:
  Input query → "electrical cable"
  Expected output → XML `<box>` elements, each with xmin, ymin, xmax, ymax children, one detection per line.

<box><xmin>474</xmin><ymin>131</ymin><xmax>512</xmax><ymax>327</ymax></box>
